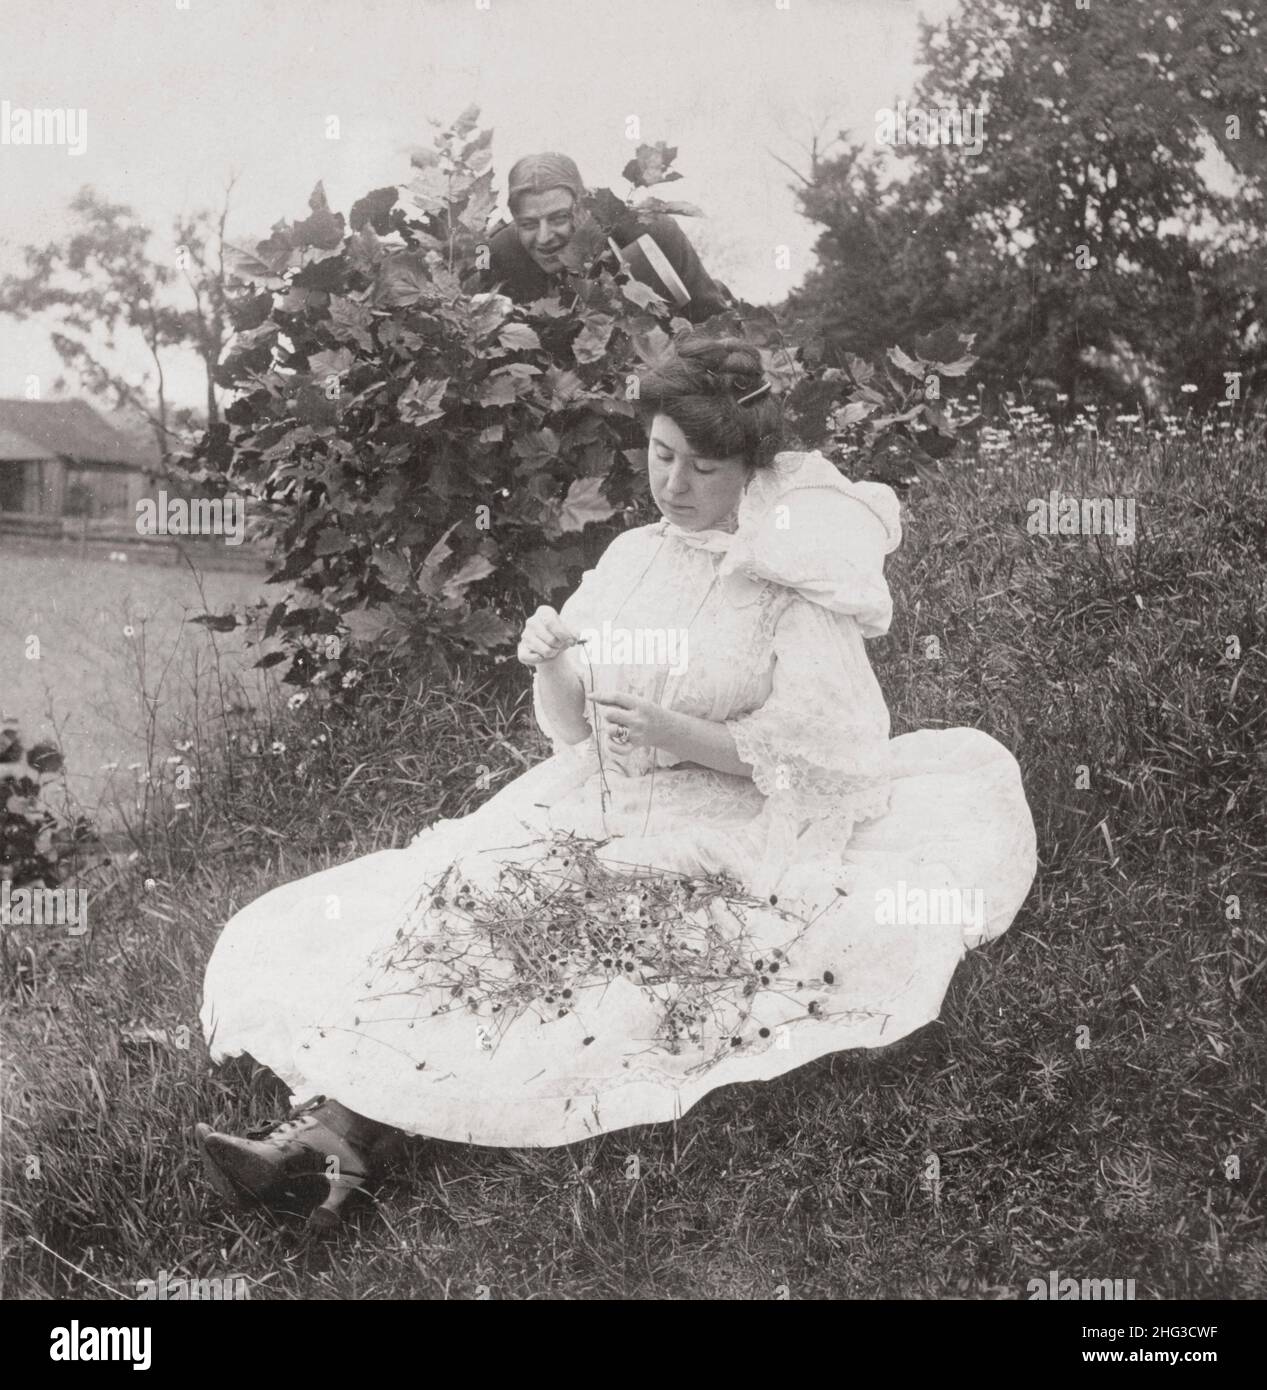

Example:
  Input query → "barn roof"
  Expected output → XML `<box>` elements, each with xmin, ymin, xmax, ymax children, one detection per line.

<box><xmin>0</xmin><ymin>399</ymin><xmax>148</xmax><ymax>467</ymax></box>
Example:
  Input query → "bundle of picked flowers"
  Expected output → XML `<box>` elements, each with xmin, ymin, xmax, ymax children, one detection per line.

<box><xmin>374</xmin><ymin>830</ymin><xmax>832</xmax><ymax>1065</ymax></box>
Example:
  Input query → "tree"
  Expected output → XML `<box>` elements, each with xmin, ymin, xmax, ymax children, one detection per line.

<box><xmin>783</xmin><ymin>140</ymin><xmax>931</xmax><ymax>364</ymax></box>
<box><xmin>1154</xmin><ymin>4</ymin><xmax>1267</xmax><ymax>191</ymax></box>
<box><xmin>766</xmin><ymin>109</ymin><xmax>852</xmax><ymax>190</ymax></box>
<box><xmin>788</xmin><ymin>0</ymin><xmax>1267</xmax><ymax>405</ymax></box>
<box><xmin>173</xmin><ymin>178</ymin><xmax>238</xmax><ymax>428</ymax></box>
<box><xmin>0</xmin><ymin>182</ymin><xmax>238</xmax><ymax>463</ymax></box>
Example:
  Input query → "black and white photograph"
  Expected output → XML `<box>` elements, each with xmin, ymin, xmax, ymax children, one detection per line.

<box><xmin>1</xmin><ymin>0</ymin><xmax>1264</xmax><ymax>1332</ymax></box>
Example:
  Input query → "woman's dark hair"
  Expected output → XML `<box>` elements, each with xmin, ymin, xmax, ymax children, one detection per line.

<box><xmin>635</xmin><ymin>335</ymin><xmax>785</xmax><ymax>469</ymax></box>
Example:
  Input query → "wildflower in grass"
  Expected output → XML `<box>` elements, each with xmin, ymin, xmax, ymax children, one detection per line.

<box><xmin>287</xmin><ymin>692</ymin><xmax>309</xmax><ymax>710</ymax></box>
<box><xmin>1181</xmin><ymin>383</ymin><xmax>1198</xmax><ymax>393</ymax></box>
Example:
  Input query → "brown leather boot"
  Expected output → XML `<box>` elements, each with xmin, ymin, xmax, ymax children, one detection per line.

<box><xmin>195</xmin><ymin>1097</ymin><xmax>399</xmax><ymax>1233</ymax></box>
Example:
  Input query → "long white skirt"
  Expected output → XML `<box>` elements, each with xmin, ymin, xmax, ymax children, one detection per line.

<box><xmin>200</xmin><ymin>727</ymin><xmax>1036</xmax><ymax>1147</ymax></box>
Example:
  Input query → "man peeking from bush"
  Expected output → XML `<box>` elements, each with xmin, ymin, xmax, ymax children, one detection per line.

<box><xmin>485</xmin><ymin>151</ymin><xmax>730</xmax><ymax>323</ymax></box>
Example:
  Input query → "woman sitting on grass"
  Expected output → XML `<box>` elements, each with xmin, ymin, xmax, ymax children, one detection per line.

<box><xmin>197</xmin><ymin>336</ymin><xmax>1037</xmax><ymax>1233</ymax></box>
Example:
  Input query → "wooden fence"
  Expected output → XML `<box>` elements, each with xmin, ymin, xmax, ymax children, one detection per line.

<box><xmin>0</xmin><ymin>510</ymin><xmax>269</xmax><ymax>572</ymax></box>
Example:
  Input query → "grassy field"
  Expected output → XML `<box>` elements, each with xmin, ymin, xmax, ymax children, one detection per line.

<box><xmin>3</xmin><ymin>416</ymin><xmax>1265</xmax><ymax>1300</ymax></box>
<box><xmin>0</xmin><ymin>543</ymin><xmax>273</xmax><ymax>837</ymax></box>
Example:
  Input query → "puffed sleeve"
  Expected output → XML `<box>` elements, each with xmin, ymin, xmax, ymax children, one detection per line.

<box><xmin>722</xmin><ymin>466</ymin><xmax>901</xmax><ymax>638</ymax></box>
<box><xmin>724</xmin><ymin>595</ymin><xmax>892</xmax><ymax>871</ymax></box>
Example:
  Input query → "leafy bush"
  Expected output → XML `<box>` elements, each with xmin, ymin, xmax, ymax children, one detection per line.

<box><xmin>190</xmin><ymin>108</ymin><xmax>978</xmax><ymax>693</ymax></box>
<box><xmin>0</xmin><ymin>725</ymin><xmax>97</xmax><ymax>889</ymax></box>
<box><xmin>823</xmin><ymin>328</ymin><xmax>979</xmax><ymax>488</ymax></box>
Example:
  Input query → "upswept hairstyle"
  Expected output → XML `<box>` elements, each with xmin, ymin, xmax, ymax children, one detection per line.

<box><xmin>635</xmin><ymin>336</ymin><xmax>785</xmax><ymax>469</ymax></box>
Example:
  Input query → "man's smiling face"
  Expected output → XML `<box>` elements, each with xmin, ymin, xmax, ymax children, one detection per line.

<box><xmin>513</xmin><ymin>187</ymin><xmax>577</xmax><ymax>272</ymax></box>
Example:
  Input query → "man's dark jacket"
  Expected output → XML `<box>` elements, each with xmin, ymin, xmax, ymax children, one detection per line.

<box><xmin>486</xmin><ymin>210</ymin><xmax>729</xmax><ymax>324</ymax></box>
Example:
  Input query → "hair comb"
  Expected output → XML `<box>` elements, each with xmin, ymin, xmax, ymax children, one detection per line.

<box><xmin>736</xmin><ymin>379</ymin><xmax>772</xmax><ymax>406</ymax></box>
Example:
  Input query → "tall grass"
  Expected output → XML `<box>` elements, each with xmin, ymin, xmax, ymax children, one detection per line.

<box><xmin>2</xmin><ymin>419</ymin><xmax>1264</xmax><ymax>1300</ymax></box>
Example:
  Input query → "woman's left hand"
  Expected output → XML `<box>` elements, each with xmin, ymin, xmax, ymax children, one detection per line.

<box><xmin>590</xmin><ymin>691</ymin><xmax>675</xmax><ymax>753</ymax></box>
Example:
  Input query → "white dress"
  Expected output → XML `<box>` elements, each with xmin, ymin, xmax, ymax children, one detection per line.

<box><xmin>200</xmin><ymin>452</ymin><xmax>1037</xmax><ymax>1147</ymax></box>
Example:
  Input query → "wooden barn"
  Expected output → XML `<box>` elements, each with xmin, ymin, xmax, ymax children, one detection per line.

<box><xmin>0</xmin><ymin>399</ymin><xmax>158</xmax><ymax>520</ymax></box>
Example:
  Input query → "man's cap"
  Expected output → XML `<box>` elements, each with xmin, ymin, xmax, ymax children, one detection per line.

<box><xmin>507</xmin><ymin>152</ymin><xmax>585</xmax><ymax>212</ymax></box>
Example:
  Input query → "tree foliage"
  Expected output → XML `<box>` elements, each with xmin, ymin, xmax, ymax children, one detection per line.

<box><xmin>0</xmin><ymin>186</ymin><xmax>235</xmax><ymax>458</ymax></box>
<box><xmin>788</xmin><ymin>0</ymin><xmax>1267</xmax><ymax>407</ymax></box>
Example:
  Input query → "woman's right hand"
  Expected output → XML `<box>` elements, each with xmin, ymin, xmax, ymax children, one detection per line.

<box><xmin>517</xmin><ymin>606</ymin><xmax>581</xmax><ymax>667</ymax></box>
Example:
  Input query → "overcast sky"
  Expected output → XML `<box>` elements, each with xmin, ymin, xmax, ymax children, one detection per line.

<box><xmin>1</xmin><ymin>0</ymin><xmax>957</xmax><ymax>413</ymax></box>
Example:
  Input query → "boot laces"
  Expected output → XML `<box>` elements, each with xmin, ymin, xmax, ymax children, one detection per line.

<box><xmin>245</xmin><ymin>1096</ymin><xmax>325</xmax><ymax>1143</ymax></box>
<box><xmin>246</xmin><ymin>1100</ymin><xmax>370</xmax><ymax>1179</ymax></box>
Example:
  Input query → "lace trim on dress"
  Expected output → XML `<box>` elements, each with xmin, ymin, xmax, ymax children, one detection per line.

<box><xmin>729</xmin><ymin>718</ymin><xmax>893</xmax><ymax>829</ymax></box>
